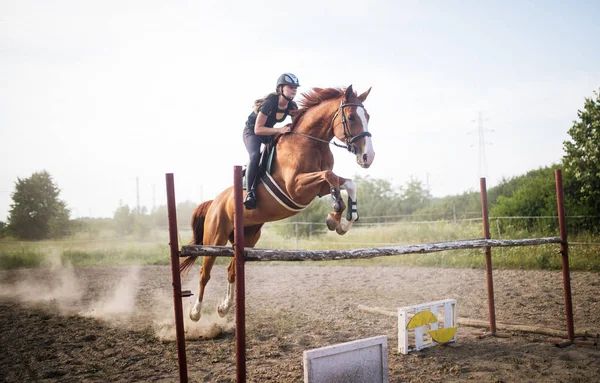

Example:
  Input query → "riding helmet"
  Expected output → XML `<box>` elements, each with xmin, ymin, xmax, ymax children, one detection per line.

<box><xmin>276</xmin><ymin>73</ymin><xmax>300</xmax><ymax>89</ymax></box>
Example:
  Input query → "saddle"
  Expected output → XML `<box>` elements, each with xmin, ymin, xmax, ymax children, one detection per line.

<box><xmin>243</xmin><ymin>143</ymin><xmax>276</xmax><ymax>190</ymax></box>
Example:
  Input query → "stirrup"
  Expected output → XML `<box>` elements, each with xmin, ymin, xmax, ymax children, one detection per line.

<box><xmin>244</xmin><ymin>191</ymin><xmax>257</xmax><ymax>210</ymax></box>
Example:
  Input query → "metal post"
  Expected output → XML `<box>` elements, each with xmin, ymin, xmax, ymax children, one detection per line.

<box><xmin>480</xmin><ymin>178</ymin><xmax>497</xmax><ymax>334</ymax></box>
<box><xmin>555</xmin><ymin>169</ymin><xmax>575</xmax><ymax>342</ymax></box>
<box><xmin>166</xmin><ymin>173</ymin><xmax>188</xmax><ymax>383</ymax></box>
<box><xmin>233</xmin><ymin>166</ymin><xmax>247</xmax><ymax>382</ymax></box>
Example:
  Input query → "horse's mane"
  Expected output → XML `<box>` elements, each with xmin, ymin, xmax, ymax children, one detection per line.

<box><xmin>292</xmin><ymin>87</ymin><xmax>347</xmax><ymax>125</ymax></box>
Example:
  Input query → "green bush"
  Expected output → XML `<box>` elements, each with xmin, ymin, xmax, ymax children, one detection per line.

<box><xmin>0</xmin><ymin>248</ymin><xmax>45</xmax><ymax>269</ymax></box>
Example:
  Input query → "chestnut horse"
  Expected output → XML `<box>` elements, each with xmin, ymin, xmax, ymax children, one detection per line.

<box><xmin>181</xmin><ymin>85</ymin><xmax>375</xmax><ymax>321</ymax></box>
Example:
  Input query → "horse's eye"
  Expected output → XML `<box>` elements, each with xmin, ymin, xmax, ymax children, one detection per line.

<box><xmin>348</xmin><ymin>115</ymin><xmax>355</xmax><ymax>121</ymax></box>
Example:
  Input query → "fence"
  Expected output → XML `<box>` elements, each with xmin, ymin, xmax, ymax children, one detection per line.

<box><xmin>262</xmin><ymin>215</ymin><xmax>600</xmax><ymax>241</ymax></box>
<box><xmin>166</xmin><ymin>169</ymin><xmax>575</xmax><ymax>383</ymax></box>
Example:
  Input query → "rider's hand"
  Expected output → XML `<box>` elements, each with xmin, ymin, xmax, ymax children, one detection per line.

<box><xmin>280</xmin><ymin>125</ymin><xmax>292</xmax><ymax>134</ymax></box>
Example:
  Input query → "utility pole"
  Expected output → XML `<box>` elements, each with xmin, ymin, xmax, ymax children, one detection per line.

<box><xmin>477</xmin><ymin>112</ymin><xmax>488</xmax><ymax>178</ymax></box>
<box><xmin>152</xmin><ymin>184</ymin><xmax>156</xmax><ymax>212</ymax></box>
<box><xmin>470</xmin><ymin>112</ymin><xmax>493</xmax><ymax>178</ymax></box>
<box><xmin>136</xmin><ymin>177</ymin><xmax>140</xmax><ymax>215</ymax></box>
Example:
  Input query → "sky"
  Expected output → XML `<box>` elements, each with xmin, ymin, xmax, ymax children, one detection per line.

<box><xmin>1</xmin><ymin>1</ymin><xmax>599</xmax><ymax>220</ymax></box>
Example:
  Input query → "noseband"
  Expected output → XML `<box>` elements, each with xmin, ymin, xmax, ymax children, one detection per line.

<box><xmin>331</xmin><ymin>99</ymin><xmax>372</xmax><ymax>153</ymax></box>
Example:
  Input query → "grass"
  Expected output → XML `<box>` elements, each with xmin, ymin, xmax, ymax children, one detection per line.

<box><xmin>0</xmin><ymin>246</ymin><xmax>46</xmax><ymax>269</ymax></box>
<box><xmin>259</xmin><ymin>220</ymin><xmax>600</xmax><ymax>271</ymax></box>
<box><xmin>1</xmin><ymin>223</ymin><xmax>599</xmax><ymax>271</ymax></box>
<box><xmin>0</xmin><ymin>229</ymin><xmax>184</xmax><ymax>269</ymax></box>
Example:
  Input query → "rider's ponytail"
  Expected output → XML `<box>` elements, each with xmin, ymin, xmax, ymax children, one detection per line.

<box><xmin>253</xmin><ymin>92</ymin><xmax>278</xmax><ymax>114</ymax></box>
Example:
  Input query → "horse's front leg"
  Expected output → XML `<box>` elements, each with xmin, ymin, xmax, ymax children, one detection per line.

<box><xmin>293</xmin><ymin>170</ymin><xmax>358</xmax><ymax>235</ymax></box>
<box><xmin>338</xmin><ymin>179</ymin><xmax>359</xmax><ymax>234</ymax></box>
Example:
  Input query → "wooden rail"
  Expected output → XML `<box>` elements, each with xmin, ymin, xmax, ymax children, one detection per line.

<box><xmin>180</xmin><ymin>237</ymin><xmax>563</xmax><ymax>261</ymax></box>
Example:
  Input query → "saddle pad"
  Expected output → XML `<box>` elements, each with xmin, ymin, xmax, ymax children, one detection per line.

<box><xmin>243</xmin><ymin>144</ymin><xmax>276</xmax><ymax>190</ymax></box>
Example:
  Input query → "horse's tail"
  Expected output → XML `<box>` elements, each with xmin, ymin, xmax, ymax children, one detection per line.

<box><xmin>180</xmin><ymin>200</ymin><xmax>213</xmax><ymax>275</ymax></box>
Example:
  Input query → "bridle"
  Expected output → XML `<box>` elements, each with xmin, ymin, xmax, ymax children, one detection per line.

<box><xmin>330</xmin><ymin>99</ymin><xmax>372</xmax><ymax>153</ymax></box>
<box><xmin>290</xmin><ymin>98</ymin><xmax>372</xmax><ymax>153</ymax></box>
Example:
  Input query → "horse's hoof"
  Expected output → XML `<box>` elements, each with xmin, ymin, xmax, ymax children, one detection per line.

<box><xmin>336</xmin><ymin>227</ymin><xmax>348</xmax><ymax>235</ymax></box>
<box><xmin>326</xmin><ymin>215</ymin><xmax>337</xmax><ymax>231</ymax></box>
<box><xmin>190</xmin><ymin>301</ymin><xmax>202</xmax><ymax>322</ymax></box>
<box><xmin>190</xmin><ymin>309</ymin><xmax>201</xmax><ymax>322</ymax></box>
<box><xmin>217</xmin><ymin>304</ymin><xmax>229</xmax><ymax>317</ymax></box>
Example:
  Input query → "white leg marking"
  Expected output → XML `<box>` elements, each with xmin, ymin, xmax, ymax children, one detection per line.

<box><xmin>341</xmin><ymin>180</ymin><xmax>358</xmax><ymax>222</ymax></box>
<box><xmin>341</xmin><ymin>179</ymin><xmax>357</xmax><ymax>200</ymax></box>
<box><xmin>340</xmin><ymin>217</ymin><xmax>353</xmax><ymax>232</ymax></box>
<box><xmin>190</xmin><ymin>298</ymin><xmax>202</xmax><ymax>321</ymax></box>
<box><xmin>218</xmin><ymin>282</ymin><xmax>235</xmax><ymax>317</ymax></box>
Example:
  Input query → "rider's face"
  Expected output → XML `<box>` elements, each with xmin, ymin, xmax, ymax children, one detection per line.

<box><xmin>282</xmin><ymin>85</ymin><xmax>298</xmax><ymax>100</ymax></box>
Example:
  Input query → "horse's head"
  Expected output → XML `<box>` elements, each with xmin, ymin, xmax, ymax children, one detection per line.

<box><xmin>331</xmin><ymin>85</ymin><xmax>375</xmax><ymax>168</ymax></box>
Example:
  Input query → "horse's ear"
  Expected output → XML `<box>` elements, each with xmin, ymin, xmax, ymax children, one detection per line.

<box><xmin>345</xmin><ymin>85</ymin><xmax>354</xmax><ymax>101</ymax></box>
<box><xmin>358</xmin><ymin>87</ymin><xmax>372</xmax><ymax>103</ymax></box>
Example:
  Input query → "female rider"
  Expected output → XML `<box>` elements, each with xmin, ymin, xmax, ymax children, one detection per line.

<box><xmin>243</xmin><ymin>73</ymin><xmax>300</xmax><ymax>209</ymax></box>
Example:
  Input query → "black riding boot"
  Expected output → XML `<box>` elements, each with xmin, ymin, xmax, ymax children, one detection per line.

<box><xmin>244</xmin><ymin>189</ymin><xmax>257</xmax><ymax>210</ymax></box>
<box><xmin>244</xmin><ymin>159</ymin><xmax>259</xmax><ymax>210</ymax></box>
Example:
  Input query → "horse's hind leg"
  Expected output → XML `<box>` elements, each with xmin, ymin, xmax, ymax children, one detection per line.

<box><xmin>324</xmin><ymin>177</ymin><xmax>359</xmax><ymax>235</ymax></box>
<box><xmin>326</xmin><ymin>186</ymin><xmax>346</xmax><ymax>232</ymax></box>
<box><xmin>190</xmin><ymin>213</ymin><xmax>232</xmax><ymax>322</ymax></box>
<box><xmin>216</xmin><ymin>259</ymin><xmax>236</xmax><ymax>317</ymax></box>
<box><xmin>189</xmin><ymin>255</ymin><xmax>217</xmax><ymax>321</ymax></box>
<box><xmin>217</xmin><ymin>224</ymin><xmax>263</xmax><ymax>317</ymax></box>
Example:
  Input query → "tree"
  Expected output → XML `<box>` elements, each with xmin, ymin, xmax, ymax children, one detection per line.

<box><xmin>490</xmin><ymin>167</ymin><xmax>558</xmax><ymax>230</ymax></box>
<box><xmin>563</xmin><ymin>88</ymin><xmax>600</xmax><ymax>216</ymax></box>
<box><xmin>151</xmin><ymin>205</ymin><xmax>168</xmax><ymax>230</ymax></box>
<box><xmin>353</xmin><ymin>175</ymin><xmax>403</xmax><ymax>219</ymax></box>
<box><xmin>7</xmin><ymin>171</ymin><xmax>70</xmax><ymax>240</ymax></box>
<box><xmin>113</xmin><ymin>203</ymin><xmax>134</xmax><ymax>236</ymax></box>
<box><xmin>176</xmin><ymin>200</ymin><xmax>198</xmax><ymax>231</ymax></box>
<box><xmin>399</xmin><ymin>177</ymin><xmax>431</xmax><ymax>214</ymax></box>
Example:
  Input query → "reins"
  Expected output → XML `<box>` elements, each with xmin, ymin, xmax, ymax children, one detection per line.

<box><xmin>289</xmin><ymin>131</ymin><xmax>349</xmax><ymax>149</ymax></box>
<box><xmin>290</xmin><ymin>99</ymin><xmax>372</xmax><ymax>152</ymax></box>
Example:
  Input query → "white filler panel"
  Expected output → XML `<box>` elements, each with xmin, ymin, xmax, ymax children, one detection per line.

<box><xmin>398</xmin><ymin>299</ymin><xmax>458</xmax><ymax>355</ymax></box>
<box><xmin>303</xmin><ymin>335</ymin><xmax>388</xmax><ymax>383</ymax></box>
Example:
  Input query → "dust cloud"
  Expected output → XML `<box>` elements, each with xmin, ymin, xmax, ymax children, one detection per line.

<box><xmin>151</xmin><ymin>285</ymin><xmax>234</xmax><ymax>341</ymax></box>
<box><xmin>79</xmin><ymin>265</ymin><xmax>141</xmax><ymax>323</ymax></box>
<box><xmin>0</xmin><ymin>252</ymin><xmax>82</xmax><ymax>313</ymax></box>
<box><xmin>0</xmin><ymin>257</ymin><xmax>144</xmax><ymax>325</ymax></box>
<box><xmin>150</xmin><ymin>271</ymin><xmax>235</xmax><ymax>341</ymax></box>
<box><xmin>154</xmin><ymin>310</ymin><xmax>234</xmax><ymax>341</ymax></box>
<box><xmin>0</xmin><ymin>257</ymin><xmax>234</xmax><ymax>342</ymax></box>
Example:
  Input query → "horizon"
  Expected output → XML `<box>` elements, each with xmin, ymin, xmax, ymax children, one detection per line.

<box><xmin>2</xmin><ymin>1</ymin><xmax>599</xmax><ymax>220</ymax></box>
